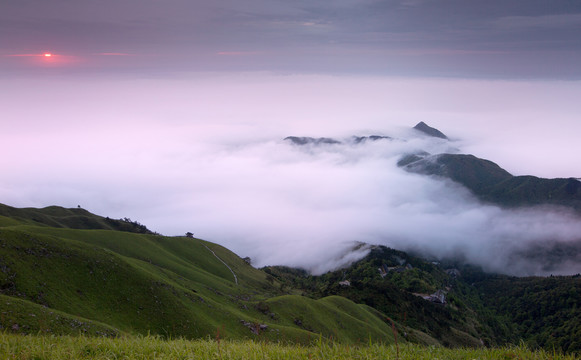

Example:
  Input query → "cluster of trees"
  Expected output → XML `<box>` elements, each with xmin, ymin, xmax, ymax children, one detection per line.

<box><xmin>263</xmin><ymin>247</ymin><xmax>581</xmax><ymax>353</ymax></box>
<box><xmin>104</xmin><ymin>217</ymin><xmax>157</xmax><ymax>235</ymax></box>
<box><xmin>263</xmin><ymin>247</ymin><xmax>505</xmax><ymax>347</ymax></box>
<box><xmin>472</xmin><ymin>274</ymin><xmax>581</xmax><ymax>353</ymax></box>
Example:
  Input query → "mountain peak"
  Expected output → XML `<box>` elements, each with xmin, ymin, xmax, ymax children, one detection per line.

<box><xmin>413</xmin><ymin>122</ymin><xmax>448</xmax><ymax>139</ymax></box>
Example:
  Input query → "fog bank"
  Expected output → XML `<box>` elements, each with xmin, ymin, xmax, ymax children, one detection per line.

<box><xmin>2</xmin><ymin>74</ymin><xmax>581</xmax><ymax>275</ymax></box>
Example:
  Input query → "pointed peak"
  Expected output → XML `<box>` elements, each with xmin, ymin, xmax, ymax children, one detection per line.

<box><xmin>413</xmin><ymin>122</ymin><xmax>448</xmax><ymax>139</ymax></box>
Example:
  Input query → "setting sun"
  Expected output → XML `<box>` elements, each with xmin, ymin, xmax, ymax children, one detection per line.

<box><xmin>43</xmin><ymin>53</ymin><xmax>52</xmax><ymax>57</ymax></box>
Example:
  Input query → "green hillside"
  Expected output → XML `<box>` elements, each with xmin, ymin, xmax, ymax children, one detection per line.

<box><xmin>0</xmin><ymin>204</ymin><xmax>398</xmax><ymax>344</ymax></box>
<box><xmin>264</xmin><ymin>246</ymin><xmax>508</xmax><ymax>348</ymax></box>
<box><xmin>264</xmin><ymin>246</ymin><xmax>581</xmax><ymax>354</ymax></box>
<box><xmin>468</xmin><ymin>273</ymin><xmax>581</xmax><ymax>353</ymax></box>
<box><xmin>2</xmin><ymin>203</ymin><xmax>580</xmax><ymax>354</ymax></box>
<box><xmin>402</xmin><ymin>154</ymin><xmax>581</xmax><ymax>210</ymax></box>
<box><xmin>0</xmin><ymin>203</ymin><xmax>155</xmax><ymax>234</ymax></box>
<box><xmin>0</xmin><ymin>294</ymin><xmax>120</xmax><ymax>337</ymax></box>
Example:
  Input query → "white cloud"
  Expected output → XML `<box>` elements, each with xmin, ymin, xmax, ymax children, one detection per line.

<box><xmin>1</xmin><ymin>73</ymin><xmax>581</xmax><ymax>276</ymax></box>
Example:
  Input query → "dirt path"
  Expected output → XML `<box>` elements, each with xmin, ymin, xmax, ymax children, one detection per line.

<box><xmin>203</xmin><ymin>244</ymin><xmax>238</xmax><ymax>285</ymax></box>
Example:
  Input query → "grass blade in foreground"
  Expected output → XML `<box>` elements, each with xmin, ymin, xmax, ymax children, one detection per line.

<box><xmin>0</xmin><ymin>334</ymin><xmax>577</xmax><ymax>359</ymax></box>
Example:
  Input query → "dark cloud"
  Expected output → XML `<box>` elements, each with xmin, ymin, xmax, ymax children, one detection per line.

<box><xmin>1</xmin><ymin>0</ymin><xmax>580</xmax><ymax>77</ymax></box>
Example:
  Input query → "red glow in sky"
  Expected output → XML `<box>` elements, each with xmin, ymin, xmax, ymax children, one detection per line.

<box><xmin>2</xmin><ymin>51</ymin><xmax>134</xmax><ymax>68</ymax></box>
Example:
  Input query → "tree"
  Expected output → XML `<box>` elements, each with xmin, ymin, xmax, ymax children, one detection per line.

<box><xmin>185</xmin><ymin>232</ymin><xmax>194</xmax><ymax>238</ymax></box>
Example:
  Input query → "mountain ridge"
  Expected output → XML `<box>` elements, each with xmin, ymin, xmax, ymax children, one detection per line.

<box><xmin>402</xmin><ymin>153</ymin><xmax>581</xmax><ymax>210</ymax></box>
<box><xmin>1</xmin><ymin>202</ymin><xmax>580</xmax><ymax>352</ymax></box>
<box><xmin>284</xmin><ymin>122</ymin><xmax>581</xmax><ymax>212</ymax></box>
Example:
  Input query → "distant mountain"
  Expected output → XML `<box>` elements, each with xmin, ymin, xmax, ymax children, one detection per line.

<box><xmin>284</xmin><ymin>135</ymin><xmax>391</xmax><ymax>146</ymax></box>
<box><xmin>402</xmin><ymin>123</ymin><xmax>581</xmax><ymax>210</ymax></box>
<box><xmin>352</xmin><ymin>135</ymin><xmax>392</xmax><ymax>143</ymax></box>
<box><xmin>283</xmin><ymin>122</ymin><xmax>581</xmax><ymax>276</ymax></box>
<box><xmin>401</xmin><ymin>153</ymin><xmax>581</xmax><ymax>210</ymax></box>
<box><xmin>284</xmin><ymin>122</ymin><xmax>581</xmax><ymax>211</ymax></box>
<box><xmin>413</xmin><ymin>121</ymin><xmax>448</xmax><ymax>139</ymax></box>
<box><xmin>284</xmin><ymin>136</ymin><xmax>341</xmax><ymax>145</ymax></box>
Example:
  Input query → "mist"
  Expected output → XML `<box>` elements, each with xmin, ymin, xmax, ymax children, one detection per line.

<box><xmin>157</xmin><ymin>133</ymin><xmax>581</xmax><ymax>276</ymax></box>
<box><xmin>2</xmin><ymin>73</ymin><xmax>581</xmax><ymax>276</ymax></box>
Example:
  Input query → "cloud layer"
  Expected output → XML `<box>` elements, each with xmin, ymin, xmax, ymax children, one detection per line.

<box><xmin>171</xmin><ymin>134</ymin><xmax>581</xmax><ymax>276</ymax></box>
<box><xmin>2</xmin><ymin>74</ymin><xmax>581</xmax><ymax>276</ymax></box>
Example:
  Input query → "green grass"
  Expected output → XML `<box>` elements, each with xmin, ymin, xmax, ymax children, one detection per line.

<box><xmin>7</xmin><ymin>225</ymin><xmax>272</xmax><ymax>293</ymax></box>
<box><xmin>0</xmin><ymin>295</ymin><xmax>121</xmax><ymax>337</ymax></box>
<box><xmin>0</xmin><ymin>226</ymin><xmax>263</xmax><ymax>339</ymax></box>
<box><xmin>0</xmin><ymin>333</ymin><xmax>577</xmax><ymax>359</ymax></box>
<box><xmin>0</xmin><ymin>204</ymin><xmax>146</xmax><ymax>232</ymax></box>
<box><xmin>264</xmin><ymin>295</ymin><xmax>398</xmax><ymax>344</ymax></box>
<box><xmin>0</xmin><ymin>214</ymin><xmax>399</xmax><ymax>344</ymax></box>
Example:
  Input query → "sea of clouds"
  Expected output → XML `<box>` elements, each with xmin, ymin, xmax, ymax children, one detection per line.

<box><xmin>2</xmin><ymin>74</ymin><xmax>581</xmax><ymax>276</ymax></box>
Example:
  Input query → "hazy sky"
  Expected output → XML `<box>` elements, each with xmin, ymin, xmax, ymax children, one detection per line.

<box><xmin>2</xmin><ymin>0</ymin><xmax>581</xmax><ymax>275</ymax></box>
<box><xmin>2</xmin><ymin>0</ymin><xmax>581</xmax><ymax>77</ymax></box>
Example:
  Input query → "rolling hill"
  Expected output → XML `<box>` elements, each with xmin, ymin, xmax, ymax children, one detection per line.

<box><xmin>264</xmin><ymin>245</ymin><xmax>581</xmax><ymax>353</ymax></box>
<box><xmin>0</xmin><ymin>203</ymin><xmax>399</xmax><ymax>344</ymax></box>
<box><xmin>1</xmin><ymin>203</ymin><xmax>580</xmax><ymax>353</ymax></box>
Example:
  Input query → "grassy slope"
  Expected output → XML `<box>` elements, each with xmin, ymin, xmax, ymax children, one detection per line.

<box><xmin>0</xmin><ymin>204</ymin><xmax>153</xmax><ymax>233</ymax></box>
<box><xmin>0</xmin><ymin>294</ymin><xmax>120</xmax><ymax>337</ymax></box>
<box><xmin>0</xmin><ymin>206</ymin><xmax>397</xmax><ymax>344</ymax></box>
<box><xmin>264</xmin><ymin>295</ymin><xmax>397</xmax><ymax>344</ymax></box>
<box><xmin>404</xmin><ymin>154</ymin><xmax>581</xmax><ymax>210</ymax></box>
<box><xmin>264</xmin><ymin>246</ymin><xmax>510</xmax><ymax>348</ymax></box>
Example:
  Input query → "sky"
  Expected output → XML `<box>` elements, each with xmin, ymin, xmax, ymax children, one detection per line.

<box><xmin>2</xmin><ymin>0</ymin><xmax>581</xmax><ymax>77</ymax></box>
<box><xmin>2</xmin><ymin>0</ymin><xmax>581</xmax><ymax>275</ymax></box>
